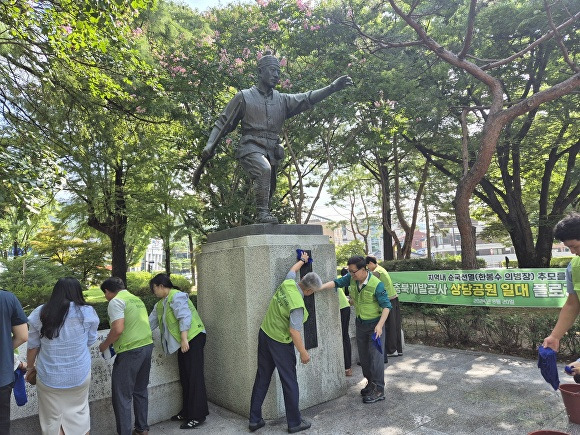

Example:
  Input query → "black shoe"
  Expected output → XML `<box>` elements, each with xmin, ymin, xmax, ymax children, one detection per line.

<box><xmin>288</xmin><ymin>419</ymin><xmax>311</xmax><ymax>433</ymax></box>
<box><xmin>171</xmin><ymin>414</ymin><xmax>185</xmax><ymax>421</ymax></box>
<box><xmin>360</xmin><ymin>382</ymin><xmax>375</xmax><ymax>396</ymax></box>
<box><xmin>180</xmin><ymin>419</ymin><xmax>204</xmax><ymax>429</ymax></box>
<box><xmin>249</xmin><ymin>418</ymin><xmax>265</xmax><ymax>432</ymax></box>
<box><xmin>363</xmin><ymin>389</ymin><xmax>385</xmax><ymax>404</ymax></box>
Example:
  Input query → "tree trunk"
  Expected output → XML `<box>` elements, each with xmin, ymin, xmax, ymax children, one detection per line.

<box><xmin>188</xmin><ymin>233</ymin><xmax>196</xmax><ymax>286</ymax></box>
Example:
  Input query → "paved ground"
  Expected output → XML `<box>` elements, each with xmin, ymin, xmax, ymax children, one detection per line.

<box><xmin>150</xmin><ymin>343</ymin><xmax>580</xmax><ymax>435</ymax></box>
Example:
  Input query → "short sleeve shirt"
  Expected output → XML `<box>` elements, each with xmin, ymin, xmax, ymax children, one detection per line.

<box><xmin>0</xmin><ymin>291</ymin><xmax>28</xmax><ymax>387</ymax></box>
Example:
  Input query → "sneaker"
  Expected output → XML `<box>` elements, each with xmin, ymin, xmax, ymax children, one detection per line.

<box><xmin>386</xmin><ymin>351</ymin><xmax>399</xmax><ymax>357</ymax></box>
<box><xmin>363</xmin><ymin>388</ymin><xmax>385</xmax><ymax>404</ymax></box>
<box><xmin>288</xmin><ymin>419</ymin><xmax>311</xmax><ymax>433</ymax></box>
<box><xmin>360</xmin><ymin>381</ymin><xmax>375</xmax><ymax>396</ymax></box>
<box><xmin>249</xmin><ymin>418</ymin><xmax>265</xmax><ymax>432</ymax></box>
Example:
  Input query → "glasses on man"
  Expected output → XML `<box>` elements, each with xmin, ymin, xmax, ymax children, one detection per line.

<box><xmin>348</xmin><ymin>268</ymin><xmax>360</xmax><ymax>275</ymax></box>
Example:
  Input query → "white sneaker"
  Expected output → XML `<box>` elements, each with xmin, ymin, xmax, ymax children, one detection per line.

<box><xmin>386</xmin><ymin>351</ymin><xmax>399</xmax><ymax>357</ymax></box>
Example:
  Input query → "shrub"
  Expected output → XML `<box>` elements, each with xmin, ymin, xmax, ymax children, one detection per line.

<box><xmin>551</xmin><ymin>257</ymin><xmax>572</xmax><ymax>267</ymax></box>
<box><xmin>482</xmin><ymin>313</ymin><xmax>524</xmax><ymax>352</ymax></box>
<box><xmin>125</xmin><ymin>271</ymin><xmax>153</xmax><ymax>298</ymax></box>
<box><xmin>381</xmin><ymin>257</ymin><xmax>486</xmax><ymax>271</ymax></box>
<box><xmin>170</xmin><ymin>274</ymin><xmax>193</xmax><ymax>293</ymax></box>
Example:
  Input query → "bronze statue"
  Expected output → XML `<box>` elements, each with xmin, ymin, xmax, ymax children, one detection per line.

<box><xmin>200</xmin><ymin>52</ymin><xmax>352</xmax><ymax>224</ymax></box>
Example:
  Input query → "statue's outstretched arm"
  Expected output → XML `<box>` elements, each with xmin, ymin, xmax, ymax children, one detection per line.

<box><xmin>308</xmin><ymin>75</ymin><xmax>353</xmax><ymax>105</ymax></box>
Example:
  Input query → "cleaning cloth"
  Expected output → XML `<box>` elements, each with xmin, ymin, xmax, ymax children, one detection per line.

<box><xmin>372</xmin><ymin>332</ymin><xmax>383</xmax><ymax>355</ymax></box>
<box><xmin>538</xmin><ymin>345</ymin><xmax>559</xmax><ymax>390</ymax></box>
<box><xmin>13</xmin><ymin>368</ymin><xmax>27</xmax><ymax>406</ymax></box>
<box><xmin>296</xmin><ymin>249</ymin><xmax>313</xmax><ymax>264</ymax></box>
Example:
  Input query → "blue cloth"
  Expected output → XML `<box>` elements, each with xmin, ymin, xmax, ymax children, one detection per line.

<box><xmin>0</xmin><ymin>291</ymin><xmax>28</xmax><ymax>388</ymax></box>
<box><xmin>296</xmin><ymin>249</ymin><xmax>313</xmax><ymax>264</ymax></box>
<box><xmin>28</xmin><ymin>303</ymin><xmax>99</xmax><ymax>388</ymax></box>
<box><xmin>372</xmin><ymin>332</ymin><xmax>383</xmax><ymax>355</ymax></box>
<box><xmin>538</xmin><ymin>345</ymin><xmax>559</xmax><ymax>390</ymax></box>
<box><xmin>13</xmin><ymin>368</ymin><xmax>26</xmax><ymax>406</ymax></box>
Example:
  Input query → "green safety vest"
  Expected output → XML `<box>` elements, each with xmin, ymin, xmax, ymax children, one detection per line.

<box><xmin>261</xmin><ymin>279</ymin><xmax>308</xmax><ymax>344</ymax></box>
<box><xmin>111</xmin><ymin>290</ymin><xmax>153</xmax><ymax>354</ymax></box>
<box><xmin>338</xmin><ymin>287</ymin><xmax>350</xmax><ymax>309</ymax></box>
<box><xmin>156</xmin><ymin>289</ymin><xmax>205</xmax><ymax>344</ymax></box>
<box><xmin>572</xmin><ymin>256</ymin><xmax>580</xmax><ymax>293</ymax></box>
<box><xmin>349</xmin><ymin>273</ymin><xmax>383</xmax><ymax>321</ymax></box>
<box><xmin>374</xmin><ymin>265</ymin><xmax>397</xmax><ymax>298</ymax></box>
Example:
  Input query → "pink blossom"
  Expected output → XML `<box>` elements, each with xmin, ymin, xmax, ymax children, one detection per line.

<box><xmin>279</xmin><ymin>57</ymin><xmax>287</xmax><ymax>67</ymax></box>
<box><xmin>132</xmin><ymin>27</ymin><xmax>143</xmax><ymax>37</ymax></box>
<box><xmin>309</xmin><ymin>25</ymin><xmax>319</xmax><ymax>31</ymax></box>
<box><xmin>234</xmin><ymin>58</ymin><xmax>244</xmax><ymax>68</ymax></box>
<box><xmin>225</xmin><ymin>138</ymin><xmax>233</xmax><ymax>145</ymax></box>
<box><xmin>268</xmin><ymin>19</ymin><xmax>280</xmax><ymax>31</ymax></box>
<box><xmin>61</xmin><ymin>25</ymin><xmax>73</xmax><ymax>35</ymax></box>
<box><xmin>296</xmin><ymin>0</ymin><xmax>308</xmax><ymax>11</ymax></box>
<box><xmin>374</xmin><ymin>101</ymin><xmax>381</xmax><ymax>108</ymax></box>
<box><xmin>257</xmin><ymin>51</ymin><xmax>263</xmax><ymax>61</ymax></box>
<box><xmin>136</xmin><ymin>106</ymin><xmax>146</xmax><ymax>113</ymax></box>
<box><xmin>256</xmin><ymin>0</ymin><xmax>270</xmax><ymax>6</ymax></box>
<box><xmin>242</xmin><ymin>47</ymin><xmax>251</xmax><ymax>59</ymax></box>
<box><xmin>346</xmin><ymin>8</ymin><xmax>353</xmax><ymax>18</ymax></box>
<box><xmin>281</xmin><ymin>79</ymin><xmax>292</xmax><ymax>89</ymax></box>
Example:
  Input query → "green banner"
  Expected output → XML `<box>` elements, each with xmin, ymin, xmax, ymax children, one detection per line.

<box><xmin>390</xmin><ymin>269</ymin><xmax>567</xmax><ymax>308</ymax></box>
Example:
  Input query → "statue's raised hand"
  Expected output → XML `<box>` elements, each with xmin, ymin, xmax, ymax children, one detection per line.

<box><xmin>332</xmin><ymin>75</ymin><xmax>354</xmax><ymax>91</ymax></box>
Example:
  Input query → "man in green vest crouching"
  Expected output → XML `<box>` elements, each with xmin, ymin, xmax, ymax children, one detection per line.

<box><xmin>99</xmin><ymin>277</ymin><xmax>153</xmax><ymax>435</ymax></box>
<box><xmin>248</xmin><ymin>251</ymin><xmax>322</xmax><ymax>434</ymax></box>
<box><xmin>320</xmin><ymin>255</ymin><xmax>391</xmax><ymax>404</ymax></box>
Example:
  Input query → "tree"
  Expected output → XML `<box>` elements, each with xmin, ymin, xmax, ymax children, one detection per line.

<box><xmin>335</xmin><ymin>239</ymin><xmax>366</xmax><ymax>266</ymax></box>
<box><xmin>346</xmin><ymin>0</ymin><xmax>579</xmax><ymax>268</ymax></box>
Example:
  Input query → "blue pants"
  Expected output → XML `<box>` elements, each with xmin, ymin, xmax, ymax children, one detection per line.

<box><xmin>249</xmin><ymin>329</ymin><xmax>301</xmax><ymax>428</ymax></box>
<box><xmin>111</xmin><ymin>344</ymin><xmax>153</xmax><ymax>435</ymax></box>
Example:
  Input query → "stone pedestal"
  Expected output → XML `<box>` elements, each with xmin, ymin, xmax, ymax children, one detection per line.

<box><xmin>198</xmin><ymin>224</ymin><xmax>346</xmax><ymax>420</ymax></box>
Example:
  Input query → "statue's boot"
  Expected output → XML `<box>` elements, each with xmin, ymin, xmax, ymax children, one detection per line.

<box><xmin>256</xmin><ymin>208</ymin><xmax>278</xmax><ymax>224</ymax></box>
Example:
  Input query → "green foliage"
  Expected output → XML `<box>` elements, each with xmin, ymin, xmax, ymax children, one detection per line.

<box><xmin>482</xmin><ymin>313</ymin><xmax>524</xmax><ymax>352</ymax></box>
<box><xmin>422</xmin><ymin>306</ymin><xmax>485</xmax><ymax>345</ymax></box>
<box><xmin>381</xmin><ymin>257</ymin><xmax>486</xmax><ymax>271</ymax></box>
<box><xmin>170</xmin><ymin>274</ymin><xmax>193</xmax><ymax>293</ymax></box>
<box><xmin>335</xmin><ymin>240</ymin><xmax>365</xmax><ymax>266</ymax></box>
<box><xmin>125</xmin><ymin>271</ymin><xmax>154</xmax><ymax>298</ymax></box>
<box><xmin>0</xmin><ymin>255</ymin><xmax>72</xmax><ymax>290</ymax></box>
<box><xmin>551</xmin><ymin>257</ymin><xmax>573</xmax><ymax>267</ymax></box>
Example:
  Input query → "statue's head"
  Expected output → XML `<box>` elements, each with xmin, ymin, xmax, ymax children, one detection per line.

<box><xmin>257</xmin><ymin>51</ymin><xmax>280</xmax><ymax>89</ymax></box>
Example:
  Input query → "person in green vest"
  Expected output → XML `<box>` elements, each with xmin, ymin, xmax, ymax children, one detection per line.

<box><xmin>99</xmin><ymin>277</ymin><xmax>153</xmax><ymax>435</ymax></box>
<box><xmin>338</xmin><ymin>267</ymin><xmax>353</xmax><ymax>376</ymax></box>
<box><xmin>319</xmin><ymin>255</ymin><xmax>391</xmax><ymax>404</ymax></box>
<box><xmin>366</xmin><ymin>256</ymin><xmax>403</xmax><ymax>360</ymax></box>
<box><xmin>543</xmin><ymin>213</ymin><xmax>580</xmax><ymax>376</ymax></box>
<box><xmin>248</xmin><ymin>251</ymin><xmax>322</xmax><ymax>434</ymax></box>
<box><xmin>148</xmin><ymin>273</ymin><xmax>208</xmax><ymax>430</ymax></box>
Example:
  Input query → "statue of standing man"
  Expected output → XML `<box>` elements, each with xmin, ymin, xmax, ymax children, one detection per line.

<box><xmin>201</xmin><ymin>52</ymin><xmax>353</xmax><ymax>224</ymax></box>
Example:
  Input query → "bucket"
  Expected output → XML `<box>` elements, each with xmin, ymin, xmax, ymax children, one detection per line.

<box><xmin>560</xmin><ymin>383</ymin><xmax>580</xmax><ymax>424</ymax></box>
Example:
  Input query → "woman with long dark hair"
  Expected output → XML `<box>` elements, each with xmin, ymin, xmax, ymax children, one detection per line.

<box><xmin>26</xmin><ymin>277</ymin><xmax>99</xmax><ymax>435</ymax></box>
<box><xmin>148</xmin><ymin>273</ymin><xmax>209</xmax><ymax>429</ymax></box>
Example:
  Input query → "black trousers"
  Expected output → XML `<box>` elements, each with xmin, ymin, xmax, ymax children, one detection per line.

<box><xmin>0</xmin><ymin>382</ymin><xmax>13</xmax><ymax>434</ymax></box>
<box><xmin>385</xmin><ymin>297</ymin><xmax>402</xmax><ymax>355</ymax></box>
<box><xmin>178</xmin><ymin>333</ymin><xmax>209</xmax><ymax>422</ymax></box>
<box><xmin>340</xmin><ymin>307</ymin><xmax>352</xmax><ymax>370</ymax></box>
